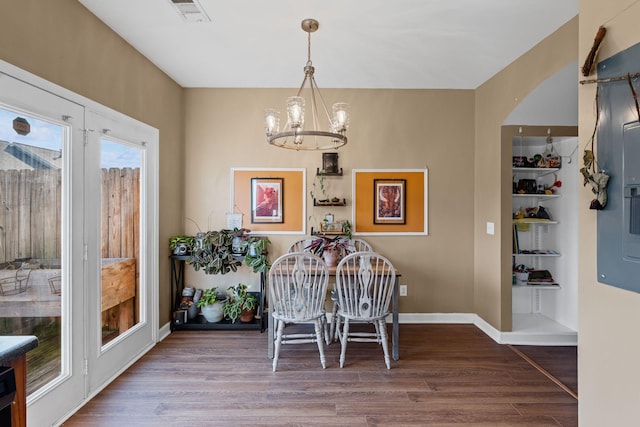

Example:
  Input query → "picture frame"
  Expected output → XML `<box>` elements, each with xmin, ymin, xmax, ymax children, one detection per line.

<box><xmin>374</xmin><ymin>179</ymin><xmax>406</xmax><ymax>224</ymax></box>
<box><xmin>251</xmin><ymin>177</ymin><xmax>284</xmax><ymax>223</ymax></box>
<box><xmin>322</xmin><ymin>152</ymin><xmax>339</xmax><ymax>174</ymax></box>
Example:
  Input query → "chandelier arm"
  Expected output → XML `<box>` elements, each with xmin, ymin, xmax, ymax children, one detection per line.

<box><xmin>309</xmin><ymin>75</ymin><xmax>335</xmax><ymax>127</ymax></box>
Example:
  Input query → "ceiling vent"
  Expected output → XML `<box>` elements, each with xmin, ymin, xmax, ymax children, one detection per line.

<box><xmin>169</xmin><ymin>0</ymin><xmax>211</xmax><ymax>23</ymax></box>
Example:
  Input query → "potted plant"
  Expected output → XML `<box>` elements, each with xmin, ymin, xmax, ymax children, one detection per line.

<box><xmin>196</xmin><ymin>287</ymin><xmax>227</xmax><ymax>323</ymax></box>
<box><xmin>169</xmin><ymin>235</ymin><xmax>195</xmax><ymax>255</ymax></box>
<box><xmin>223</xmin><ymin>283</ymin><xmax>259</xmax><ymax>323</ymax></box>
<box><xmin>306</xmin><ymin>235</ymin><xmax>351</xmax><ymax>266</ymax></box>
<box><xmin>187</xmin><ymin>229</ymin><xmax>242</xmax><ymax>274</ymax></box>
<box><xmin>242</xmin><ymin>236</ymin><xmax>271</xmax><ymax>273</ymax></box>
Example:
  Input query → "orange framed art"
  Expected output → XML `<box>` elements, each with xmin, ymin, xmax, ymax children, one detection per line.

<box><xmin>231</xmin><ymin>168</ymin><xmax>305</xmax><ymax>234</ymax></box>
<box><xmin>352</xmin><ymin>169</ymin><xmax>428</xmax><ymax>235</ymax></box>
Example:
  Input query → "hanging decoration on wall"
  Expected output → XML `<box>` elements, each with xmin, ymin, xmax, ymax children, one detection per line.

<box><xmin>580</xmin><ymin>86</ymin><xmax>610</xmax><ymax>210</ymax></box>
<box><xmin>582</xmin><ymin>26</ymin><xmax>607</xmax><ymax>77</ymax></box>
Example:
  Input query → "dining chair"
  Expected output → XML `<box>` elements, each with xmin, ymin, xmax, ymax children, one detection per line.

<box><xmin>349</xmin><ymin>238</ymin><xmax>372</xmax><ymax>252</ymax></box>
<box><xmin>269</xmin><ymin>252</ymin><xmax>330</xmax><ymax>371</ymax></box>
<box><xmin>334</xmin><ymin>251</ymin><xmax>395</xmax><ymax>369</ymax></box>
<box><xmin>286</xmin><ymin>238</ymin><xmax>314</xmax><ymax>253</ymax></box>
<box><xmin>329</xmin><ymin>238</ymin><xmax>373</xmax><ymax>342</ymax></box>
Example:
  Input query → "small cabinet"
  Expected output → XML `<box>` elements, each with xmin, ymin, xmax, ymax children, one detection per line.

<box><xmin>170</xmin><ymin>255</ymin><xmax>266</xmax><ymax>331</ymax></box>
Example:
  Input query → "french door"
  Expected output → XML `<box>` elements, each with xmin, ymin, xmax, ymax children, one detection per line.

<box><xmin>0</xmin><ymin>66</ymin><xmax>158</xmax><ymax>425</ymax></box>
<box><xmin>84</xmin><ymin>110</ymin><xmax>157</xmax><ymax>393</ymax></box>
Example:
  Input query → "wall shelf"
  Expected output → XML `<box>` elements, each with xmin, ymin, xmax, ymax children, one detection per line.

<box><xmin>314</xmin><ymin>198</ymin><xmax>347</xmax><ymax>206</ymax></box>
<box><xmin>316</xmin><ymin>168</ymin><xmax>343</xmax><ymax>176</ymax></box>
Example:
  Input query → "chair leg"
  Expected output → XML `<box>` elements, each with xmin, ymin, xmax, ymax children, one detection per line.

<box><xmin>329</xmin><ymin>300</ymin><xmax>339</xmax><ymax>343</ymax></box>
<box><xmin>377</xmin><ymin>319</ymin><xmax>391</xmax><ymax>369</ymax></box>
<box><xmin>272</xmin><ymin>320</ymin><xmax>285</xmax><ymax>372</ymax></box>
<box><xmin>314</xmin><ymin>319</ymin><xmax>327</xmax><ymax>369</ymax></box>
<box><xmin>339</xmin><ymin>319</ymin><xmax>350</xmax><ymax>368</ymax></box>
<box><xmin>321</xmin><ymin>313</ymin><xmax>330</xmax><ymax>346</ymax></box>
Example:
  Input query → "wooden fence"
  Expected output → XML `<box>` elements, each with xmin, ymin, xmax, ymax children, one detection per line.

<box><xmin>0</xmin><ymin>167</ymin><xmax>140</xmax><ymax>337</ymax></box>
<box><xmin>0</xmin><ymin>168</ymin><xmax>140</xmax><ymax>264</ymax></box>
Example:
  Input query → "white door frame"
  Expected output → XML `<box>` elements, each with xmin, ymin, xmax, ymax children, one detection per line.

<box><xmin>0</xmin><ymin>59</ymin><xmax>159</xmax><ymax>426</ymax></box>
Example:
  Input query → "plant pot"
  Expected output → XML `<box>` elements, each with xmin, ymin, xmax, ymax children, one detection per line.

<box><xmin>240</xmin><ymin>308</ymin><xmax>256</xmax><ymax>323</ymax></box>
<box><xmin>201</xmin><ymin>301</ymin><xmax>225</xmax><ymax>323</ymax></box>
<box><xmin>187</xmin><ymin>302</ymin><xmax>199</xmax><ymax>319</ymax></box>
<box><xmin>323</xmin><ymin>249</ymin><xmax>340</xmax><ymax>267</ymax></box>
<box><xmin>173</xmin><ymin>243</ymin><xmax>189</xmax><ymax>255</ymax></box>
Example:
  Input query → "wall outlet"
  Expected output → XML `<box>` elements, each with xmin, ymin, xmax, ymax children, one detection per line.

<box><xmin>399</xmin><ymin>285</ymin><xmax>407</xmax><ymax>296</ymax></box>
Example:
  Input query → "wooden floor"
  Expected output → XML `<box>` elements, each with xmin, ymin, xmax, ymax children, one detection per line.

<box><xmin>63</xmin><ymin>324</ymin><xmax>577</xmax><ymax>426</ymax></box>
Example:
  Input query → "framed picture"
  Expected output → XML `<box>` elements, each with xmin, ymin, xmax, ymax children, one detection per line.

<box><xmin>374</xmin><ymin>179</ymin><xmax>406</xmax><ymax>224</ymax></box>
<box><xmin>322</xmin><ymin>152</ymin><xmax>339</xmax><ymax>174</ymax></box>
<box><xmin>251</xmin><ymin>177</ymin><xmax>284</xmax><ymax>223</ymax></box>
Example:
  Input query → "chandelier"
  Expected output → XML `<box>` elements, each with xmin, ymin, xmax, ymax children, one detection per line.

<box><xmin>264</xmin><ymin>19</ymin><xmax>349</xmax><ymax>151</ymax></box>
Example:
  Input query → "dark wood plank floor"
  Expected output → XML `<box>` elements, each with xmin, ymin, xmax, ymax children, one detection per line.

<box><xmin>511</xmin><ymin>345</ymin><xmax>578</xmax><ymax>398</ymax></box>
<box><xmin>63</xmin><ymin>324</ymin><xmax>577</xmax><ymax>426</ymax></box>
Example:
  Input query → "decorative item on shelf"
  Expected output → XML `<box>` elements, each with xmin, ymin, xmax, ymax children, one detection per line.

<box><xmin>223</xmin><ymin>283</ymin><xmax>259</xmax><ymax>323</ymax></box>
<box><xmin>317</xmin><ymin>152</ymin><xmax>342</xmax><ymax>175</ymax></box>
<box><xmin>197</xmin><ymin>287</ymin><xmax>228</xmax><ymax>323</ymax></box>
<box><xmin>264</xmin><ymin>19</ymin><xmax>349</xmax><ymax>151</ymax></box>
<box><xmin>314</xmin><ymin>198</ymin><xmax>346</xmax><ymax>206</ymax></box>
<box><xmin>169</xmin><ymin>235</ymin><xmax>195</xmax><ymax>255</ymax></box>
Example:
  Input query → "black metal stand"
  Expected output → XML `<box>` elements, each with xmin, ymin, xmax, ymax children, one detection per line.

<box><xmin>170</xmin><ymin>255</ymin><xmax>266</xmax><ymax>332</ymax></box>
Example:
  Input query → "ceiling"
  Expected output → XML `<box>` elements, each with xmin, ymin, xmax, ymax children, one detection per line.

<box><xmin>78</xmin><ymin>0</ymin><xmax>578</xmax><ymax>90</ymax></box>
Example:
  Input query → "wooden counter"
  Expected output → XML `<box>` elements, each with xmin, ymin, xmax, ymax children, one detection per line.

<box><xmin>0</xmin><ymin>336</ymin><xmax>38</xmax><ymax>427</ymax></box>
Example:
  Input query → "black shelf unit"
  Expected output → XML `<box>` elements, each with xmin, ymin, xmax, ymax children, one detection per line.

<box><xmin>170</xmin><ymin>255</ymin><xmax>266</xmax><ymax>332</ymax></box>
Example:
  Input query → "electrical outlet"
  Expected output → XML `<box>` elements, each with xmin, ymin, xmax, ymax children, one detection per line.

<box><xmin>399</xmin><ymin>285</ymin><xmax>407</xmax><ymax>296</ymax></box>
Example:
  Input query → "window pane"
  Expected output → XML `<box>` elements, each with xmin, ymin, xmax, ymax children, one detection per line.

<box><xmin>100</xmin><ymin>139</ymin><xmax>141</xmax><ymax>345</ymax></box>
<box><xmin>0</xmin><ymin>107</ymin><xmax>64</xmax><ymax>395</ymax></box>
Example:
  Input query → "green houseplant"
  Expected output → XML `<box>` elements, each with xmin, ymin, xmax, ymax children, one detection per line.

<box><xmin>196</xmin><ymin>287</ymin><xmax>227</xmax><ymax>323</ymax></box>
<box><xmin>223</xmin><ymin>283</ymin><xmax>259</xmax><ymax>323</ymax></box>
<box><xmin>169</xmin><ymin>235</ymin><xmax>195</xmax><ymax>255</ymax></box>
<box><xmin>242</xmin><ymin>236</ymin><xmax>271</xmax><ymax>273</ymax></box>
<box><xmin>306</xmin><ymin>235</ymin><xmax>352</xmax><ymax>266</ymax></box>
<box><xmin>187</xmin><ymin>229</ymin><xmax>242</xmax><ymax>274</ymax></box>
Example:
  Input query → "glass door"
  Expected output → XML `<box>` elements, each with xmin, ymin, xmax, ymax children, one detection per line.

<box><xmin>85</xmin><ymin>110</ymin><xmax>157</xmax><ymax>393</ymax></box>
<box><xmin>0</xmin><ymin>72</ymin><xmax>86</xmax><ymax>425</ymax></box>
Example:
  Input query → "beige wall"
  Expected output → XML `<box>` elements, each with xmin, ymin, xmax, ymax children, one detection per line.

<box><xmin>183</xmin><ymin>88</ymin><xmax>476</xmax><ymax>313</ymax></box>
<box><xmin>474</xmin><ymin>17</ymin><xmax>579</xmax><ymax>330</ymax></box>
<box><xmin>6</xmin><ymin>1</ymin><xmax>636</xmax><ymax>424</ymax></box>
<box><xmin>579</xmin><ymin>1</ymin><xmax>640</xmax><ymax>424</ymax></box>
<box><xmin>0</xmin><ymin>0</ymin><xmax>185</xmax><ymax>326</ymax></box>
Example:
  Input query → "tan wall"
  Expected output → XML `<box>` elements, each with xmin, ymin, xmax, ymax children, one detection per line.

<box><xmin>183</xmin><ymin>88</ymin><xmax>476</xmax><ymax>313</ymax></box>
<box><xmin>0</xmin><ymin>0</ymin><xmax>185</xmax><ymax>326</ymax></box>
<box><xmin>474</xmin><ymin>17</ymin><xmax>578</xmax><ymax>330</ymax></box>
<box><xmin>579</xmin><ymin>2</ymin><xmax>640</xmax><ymax>424</ymax></box>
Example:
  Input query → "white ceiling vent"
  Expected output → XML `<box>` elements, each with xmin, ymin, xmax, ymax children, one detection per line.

<box><xmin>169</xmin><ymin>0</ymin><xmax>211</xmax><ymax>23</ymax></box>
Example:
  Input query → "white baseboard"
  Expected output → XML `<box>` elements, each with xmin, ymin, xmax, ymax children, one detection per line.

<box><xmin>158</xmin><ymin>322</ymin><xmax>172</xmax><ymax>341</ymax></box>
<box><xmin>393</xmin><ymin>313</ymin><xmax>578</xmax><ymax>346</ymax></box>
<box><xmin>163</xmin><ymin>313</ymin><xmax>577</xmax><ymax>347</ymax></box>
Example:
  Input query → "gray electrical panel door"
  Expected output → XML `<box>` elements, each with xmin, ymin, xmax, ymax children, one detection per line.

<box><xmin>597</xmin><ymin>42</ymin><xmax>640</xmax><ymax>293</ymax></box>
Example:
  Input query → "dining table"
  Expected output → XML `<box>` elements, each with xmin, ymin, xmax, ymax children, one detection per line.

<box><xmin>266</xmin><ymin>263</ymin><xmax>400</xmax><ymax>361</ymax></box>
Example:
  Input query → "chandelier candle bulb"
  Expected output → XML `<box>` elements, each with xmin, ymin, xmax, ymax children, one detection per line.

<box><xmin>332</xmin><ymin>103</ymin><xmax>349</xmax><ymax>131</ymax></box>
<box><xmin>264</xmin><ymin>109</ymin><xmax>280</xmax><ymax>135</ymax></box>
<box><xmin>287</xmin><ymin>96</ymin><xmax>305</xmax><ymax>127</ymax></box>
